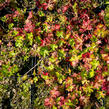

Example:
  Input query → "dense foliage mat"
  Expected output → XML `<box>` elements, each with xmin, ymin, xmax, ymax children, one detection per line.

<box><xmin>0</xmin><ymin>0</ymin><xmax>109</xmax><ymax>109</ymax></box>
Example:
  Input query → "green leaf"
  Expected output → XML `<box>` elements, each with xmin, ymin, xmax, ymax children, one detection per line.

<box><xmin>91</xmin><ymin>35</ymin><xmax>97</xmax><ymax>42</ymax></box>
<box><xmin>16</xmin><ymin>8</ymin><xmax>22</xmax><ymax>14</ymax></box>
<box><xmin>69</xmin><ymin>38</ymin><xmax>75</xmax><ymax>47</ymax></box>
<box><xmin>40</xmin><ymin>46</ymin><xmax>49</xmax><ymax>57</ymax></box>
<box><xmin>89</xmin><ymin>69</ymin><xmax>95</xmax><ymax>78</ymax></box>
<box><xmin>43</xmin><ymin>23</ymin><xmax>48</xmax><ymax>32</ymax></box>
<box><xmin>49</xmin><ymin>57</ymin><xmax>56</xmax><ymax>63</ymax></box>
<box><xmin>53</xmin><ymin>105</ymin><xmax>57</xmax><ymax>109</ymax></box>
<box><xmin>90</xmin><ymin>59</ymin><xmax>99</xmax><ymax>69</ymax></box>
<box><xmin>46</xmin><ymin>15</ymin><xmax>53</xmax><ymax>22</ymax></box>
<box><xmin>12</xmin><ymin>30</ymin><xmax>18</xmax><ymax>36</ymax></box>
<box><xmin>73</xmin><ymin>2</ymin><xmax>77</xmax><ymax>15</ymax></box>
<box><xmin>55</xmin><ymin>72</ymin><xmax>60</xmax><ymax>78</ymax></box>
<box><xmin>38</xmin><ymin>11</ymin><xmax>45</xmax><ymax>17</ymax></box>
<box><xmin>69</xmin><ymin>55</ymin><xmax>78</xmax><ymax>61</ymax></box>
<box><xmin>33</xmin><ymin>77</ymin><xmax>38</xmax><ymax>83</ymax></box>
<box><xmin>8</xmin><ymin>23</ymin><xmax>14</xmax><ymax>29</ymax></box>
<box><xmin>65</xmin><ymin>99</ymin><xmax>73</xmax><ymax>106</ymax></box>
<box><xmin>36</xmin><ymin>36</ymin><xmax>41</xmax><ymax>44</ymax></box>
<box><xmin>13</xmin><ymin>17</ymin><xmax>19</xmax><ymax>22</ymax></box>
<box><xmin>9</xmin><ymin>50</ymin><xmax>16</xmax><ymax>57</ymax></box>
<box><xmin>13</xmin><ymin>64</ymin><xmax>19</xmax><ymax>72</ymax></box>
<box><xmin>58</xmin><ymin>49</ymin><xmax>65</xmax><ymax>59</ymax></box>
<box><xmin>50</xmin><ymin>44</ymin><xmax>58</xmax><ymax>51</ymax></box>
<box><xmin>58</xmin><ymin>39</ymin><xmax>65</xmax><ymax>47</ymax></box>
<box><xmin>81</xmin><ymin>71</ymin><xmax>87</xmax><ymax>78</ymax></box>
<box><xmin>46</xmin><ymin>64</ymin><xmax>54</xmax><ymax>71</ymax></box>
<box><xmin>100</xmin><ymin>106</ymin><xmax>105</xmax><ymax>109</ymax></box>
<box><xmin>22</xmin><ymin>75</ymin><xmax>28</xmax><ymax>81</ymax></box>
<box><xmin>0</xmin><ymin>16</ymin><xmax>7</xmax><ymax>22</ymax></box>
<box><xmin>56</xmin><ymin>31</ymin><xmax>64</xmax><ymax>38</ymax></box>
<box><xmin>15</xmin><ymin>36</ymin><xmax>23</xmax><ymax>47</ymax></box>
<box><xmin>55</xmin><ymin>72</ymin><xmax>64</xmax><ymax>84</ymax></box>
<box><xmin>26</xmin><ymin>32</ymin><xmax>33</xmax><ymax>45</ymax></box>
<box><xmin>41</xmin><ymin>75</ymin><xmax>48</xmax><ymax>80</ymax></box>
<box><xmin>35</xmin><ymin>22</ymin><xmax>41</xmax><ymax>26</ymax></box>
<box><xmin>24</xmin><ymin>55</ymin><xmax>29</xmax><ymax>61</ymax></box>
<box><xmin>105</xmin><ymin>5</ymin><xmax>109</xmax><ymax>28</ymax></box>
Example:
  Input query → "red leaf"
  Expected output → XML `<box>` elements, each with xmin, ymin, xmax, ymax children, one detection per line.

<box><xmin>55</xmin><ymin>24</ymin><xmax>60</xmax><ymax>30</ymax></box>
<box><xmin>62</xmin><ymin>5</ymin><xmax>69</xmax><ymax>13</ymax></box>
<box><xmin>42</xmin><ymin>3</ymin><xmax>48</xmax><ymax>10</ymax></box>
<box><xmin>43</xmin><ymin>72</ymin><xmax>48</xmax><ymax>76</ymax></box>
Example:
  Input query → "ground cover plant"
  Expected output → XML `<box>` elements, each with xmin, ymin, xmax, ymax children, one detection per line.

<box><xmin>0</xmin><ymin>0</ymin><xmax>109</xmax><ymax>109</ymax></box>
